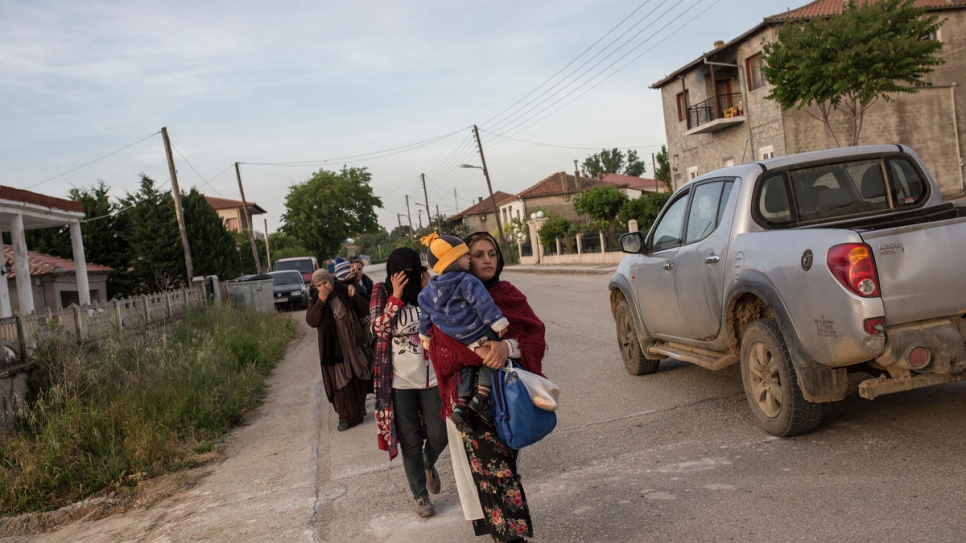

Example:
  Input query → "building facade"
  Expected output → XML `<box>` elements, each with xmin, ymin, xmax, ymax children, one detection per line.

<box><xmin>652</xmin><ymin>0</ymin><xmax>966</xmax><ymax>199</ymax></box>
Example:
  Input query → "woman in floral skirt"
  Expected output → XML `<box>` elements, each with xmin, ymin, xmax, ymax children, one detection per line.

<box><xmin>428</xmin><ymin>232</ymin><xmax>547</xmax><ymax>542</ymax></box>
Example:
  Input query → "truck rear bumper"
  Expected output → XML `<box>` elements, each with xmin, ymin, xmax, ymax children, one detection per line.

<box><xmin>859</xmin><ymin>371</ymin><xmax>966</xmax><ymax>399</ymax></box>
<box><xmin>876</xmin><ymin>317</ymin><xmax>966</xmax><ymax>374</ymax></box>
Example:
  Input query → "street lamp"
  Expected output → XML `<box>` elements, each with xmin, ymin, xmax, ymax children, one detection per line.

<box><xmin>459</xmin><ymin>163</ymin><xmax>508</xmax><ymax>256</ymax></box>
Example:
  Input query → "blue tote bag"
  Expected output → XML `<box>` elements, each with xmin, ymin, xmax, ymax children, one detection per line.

<box><xmin>489</xmin><ymin>360</ymin><xmax>557</xmax><ymax>450</ymax></box>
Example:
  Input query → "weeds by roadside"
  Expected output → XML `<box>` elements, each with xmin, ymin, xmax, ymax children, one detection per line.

<box><xmin>0</xmin><ymin>305</ymin><xmax>295</xmax><ymax>516</ymax></box>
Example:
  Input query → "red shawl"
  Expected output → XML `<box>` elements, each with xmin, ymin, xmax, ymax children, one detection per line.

<box><xmin>429</xmin><ymin>280</ymin><xmax>547</xmax><ymax>418</ymax></box>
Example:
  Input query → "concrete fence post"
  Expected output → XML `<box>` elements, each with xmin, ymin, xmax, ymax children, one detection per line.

<box><xmin>15</xmin><ymin>314</ymin><xmax>28</xmax><ymax>365</ymax></box>
<box><xmin>576</xmin><ymin>233</ymin><xmax>584</xmax><ymax>255</ymax></box>
<box><xmin>71</xmin><ymin>304</ymin><xmax>85</xmax><ymax>340</ymax></box>
<box><xmin>600</xmin><ymin>232</ymin><xmax>606</xmax><ymax>254</ymax></box>
<box><xmin>164</xmin><ymin>291</ymin><xmax>173</xmax><ymax>319</ymax></box>
<box><xmin>628</xmin><ymin>219</ymin><xmax>639</xmax><ymax>233</ymax></box>
<box><xmin>555</xmin><ymin>238</ymin><xmax>562</xmax><ymax>256</ymax></box>
<box><xmin>113</xmin><ymin>299</ymin><xmax>123</xmax><ymax>329</ymax></box>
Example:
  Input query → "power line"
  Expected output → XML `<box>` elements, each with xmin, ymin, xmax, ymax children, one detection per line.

<box><xmin>27</xmin><ymin>130</ymin><xmax>162</xmax><ymax>189</ymax></box>
<box><xmin>487</xmin><ymin>0</ymin><xmax>691</xmax><ymax>140</ymax></box>
<box><xmin>481</xmin><ymin>0</ymin><xmax>657</xmax><ymax>130</ymax></box>
<box><xmin>495</xmin><ymin>0</ymin><xmax>721</xmax><ymax>141</ymax></box>
<box><xmin>477</xmin><ymin>129</ymin><xmax>664</xmax><ymax>151</ymax></box>
<box><xmin>486</xmin><ymin>0</ymin><xmax>667</xmax><ymax>135</ymax></box>
<box><xmin>240</xmin><ymin>127</ymin><xmax>469</xmax><ymax>167</ymax></box>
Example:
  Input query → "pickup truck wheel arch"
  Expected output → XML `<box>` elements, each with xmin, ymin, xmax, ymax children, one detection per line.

<box><xmin>740</xmin><ymin>319</ymin><xmax>823</xmax><ymax>437</ymax></box>
<box><xmin>614</xmin><ymin>296</ymin><xmax>661</xmax><ymax>375</ymax></box>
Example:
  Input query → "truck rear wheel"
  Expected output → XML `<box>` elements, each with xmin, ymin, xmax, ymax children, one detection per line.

<box><xmin>615</xmin><ymin>299</ymin><xmax>660</xmax><ymax>376</ymax></box>
<box><xmin>740</xmin><ymin>319</ymin><xmax>821</xmax><ymax>437</ymax></box>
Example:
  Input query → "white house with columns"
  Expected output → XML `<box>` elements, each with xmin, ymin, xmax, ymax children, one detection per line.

<box><xmin>0</xmin><ymin>186</ymin><xmax>90</xmax><ymax>318</ymax></box>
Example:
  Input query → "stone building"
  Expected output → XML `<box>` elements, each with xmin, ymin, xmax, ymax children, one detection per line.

<box><xmin>651</xmin><ymin>0</ymin><xmax>966</xmax><ymax>199</ymax></box>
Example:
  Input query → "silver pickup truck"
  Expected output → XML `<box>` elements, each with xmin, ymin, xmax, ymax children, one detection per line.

<box><xmin>609</xmin><ymin>144</ymin><xmax>966</xmax><ymax>437</ymax></box>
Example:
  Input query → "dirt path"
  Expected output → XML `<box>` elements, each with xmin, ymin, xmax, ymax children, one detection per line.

<box><xmin>0</xmin><ymin>315</ymin><xmax>328</xmax><ymax>543</ymax></box>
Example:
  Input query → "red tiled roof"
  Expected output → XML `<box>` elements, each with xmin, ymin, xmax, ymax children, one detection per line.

<box><xmin>451</xmin><ymin>191</ymin><xmax>516</xmax><ymax>220</ymax></box>
<box><xmin>2</xmin><ymin>245</ymin><xmax>112</xmax><ymax>278</ymax></box>
<box><xmin>601</xmin><ymin>173</ymin><xmax>666</xmax><ymax>192</ymax></box>
<box><xmin>767</xmin><ymin>0</ymin><xmax>964</xmax><ymax>22</ymax></box>
<box><xmin>0</xmin><ymin>186</ymin><xmax>84</xmax><ymax>213</ymax></box>
<box><xmin>205</xmin><ymin>196</ymin><xmax>266</xmax><ymax>214</ymax></box>
<box><xmin>516</xmin><ymin>172</ymin><xmax>610</xmax><ymax>199</ymax></box>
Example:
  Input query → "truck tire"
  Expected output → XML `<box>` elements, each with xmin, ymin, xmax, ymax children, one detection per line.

<box><xmin>740</xmin><ymin>319</ymin><xmax>822</xmax><ymax>437</ymax></box>
<box><xmin>615</xmin><ymin>299</ymin><xmax>660</xmax><ymax>376</ymax></box>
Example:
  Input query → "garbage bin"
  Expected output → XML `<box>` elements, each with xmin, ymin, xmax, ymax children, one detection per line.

<box><xmin>226</xmin><ymin>275</ymin><xmax>274</xmax><ymax>313</ymax></box>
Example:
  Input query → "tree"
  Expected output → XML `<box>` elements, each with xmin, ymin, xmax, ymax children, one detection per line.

<box><xmin>573</xmin><ymin>185</ymin><xmax>629</xmax><ymax>232</ymax></box>
<box><xmin>654</xmin><ymin>145</ymin><xmax>672</xmax><ymax>191</ymax></box>
<box><xmin>618</xmin><ymin>192</ymin><xmax>672</xmax><ymax>234</ymax></box>
<box><xmin>763</xmin><ymin>0</ymin><xmax>944</xmax><ymax>146</ymax></box>
<box><xmin>581</xmin><ymin>148</ymin><xmax>646</xmax><ymax>178</ymax></box>
<box><xmin>280</xmin><ymin>166</ymin><xmax>382</xmax><ymax>262</ymax></box>
<box><xmin>182</xmin><ymin>188</ymin><xmax>243</xmax><ymax>281</ymax></box>
<box><xmin>267</xmin><ymin>231</ymin><xmax>311</xmax><ymax>265</ymax></box>
<box><xmin>117</xmin><ymin>175</ymin><xmax>184</xmax><ymax>293</ymax></box>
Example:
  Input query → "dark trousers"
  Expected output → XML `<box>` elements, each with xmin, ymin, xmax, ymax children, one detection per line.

<box><xmin>392</xmin><ymin>387</ymin><xmax>448</xmax><ymax>500</ymax></box>
<box><xmin>457</xmin><ymin>365</ymin><xmax>495</xmax><ymax>398</ymax></box>
<box><xmin>332</xmin><ymin>377</ymin><xmax>368</xmax><ymax>426</ymax></box>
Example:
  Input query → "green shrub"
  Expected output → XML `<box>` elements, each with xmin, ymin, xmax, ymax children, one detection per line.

<box><xmin>618</xmin><ymin>192</ymin><xmax>672</xmax><ymax>234</ymax></box>
<box><xmin>0</xmin><ymin>305</ymin><xmax>295</xmax><ymax>515</ymax></box>
<box><xmin>537</xmin><ymin>216</ymin><xmax>572</xmax><ymax>250</ymax></box>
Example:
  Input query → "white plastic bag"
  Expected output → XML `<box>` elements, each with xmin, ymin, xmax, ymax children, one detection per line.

<box><xmin>514</xmin><ymin>365</ymin><xmax>561</xmax><ymax>411</ymax></box>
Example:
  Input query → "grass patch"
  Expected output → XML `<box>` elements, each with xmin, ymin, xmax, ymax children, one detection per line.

<box><xmin>0</xmin><ymin>305</ymin><xmax>295</xmax><ymax>516</ymax></box>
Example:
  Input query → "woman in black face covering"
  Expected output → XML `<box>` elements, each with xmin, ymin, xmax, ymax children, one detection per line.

<box><xmin>369</xmin><ymin>248</ymin><xmax>448</xmax><ymax>518</ymax></box>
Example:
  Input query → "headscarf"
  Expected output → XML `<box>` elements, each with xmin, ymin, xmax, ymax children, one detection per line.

<box><xmin>383</xmin><ymin>247</ymin><xmax>425</xmax><ymax>306</ymax></box>
<box><xmin>464</xmin><ymin>231</ymin><xmax>504</xmax><ymax>288</ymax></box>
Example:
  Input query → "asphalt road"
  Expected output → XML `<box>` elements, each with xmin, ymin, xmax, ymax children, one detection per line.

<box><xmin>4</xmin><ymin>269</ymin><xmax>966</xmax><ymax>542</ymax></box>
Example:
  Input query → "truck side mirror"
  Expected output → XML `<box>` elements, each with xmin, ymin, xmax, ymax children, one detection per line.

<box><xmin>618</xmin><ymin>232</ymin><xmax>647</xmax><ymax>254</ymax></box>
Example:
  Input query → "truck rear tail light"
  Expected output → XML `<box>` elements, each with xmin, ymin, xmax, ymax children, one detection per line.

<box><xmin>827</xmin><ymin>243</ymin><xmax>880</xmax><ymax>297</ymax></box>
<box><xmin>863</xmin><ymin>317</ymin><xmax>885</xmax><ymax>336</ymax></box>
<box><xmin>908</xmin><ymin>346</ymin><xmax>931</xmax><ymax>368</ymax></box>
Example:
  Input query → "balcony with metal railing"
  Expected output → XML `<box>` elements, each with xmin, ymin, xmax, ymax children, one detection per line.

<box><xmin>686</xmin><ymin>92</ymin><xmax>745</xmax><ymax>135</ymax></box>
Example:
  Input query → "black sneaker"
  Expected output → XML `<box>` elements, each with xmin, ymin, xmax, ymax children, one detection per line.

<box><xmin>451</xmin><ymin>404</ymin><xmax>473</xmax><ymax>434</ymax></box>
<box><xmin>468</xmin><ymin>394</ymin><xmax>492</xmax><ymax>425</ymax></box>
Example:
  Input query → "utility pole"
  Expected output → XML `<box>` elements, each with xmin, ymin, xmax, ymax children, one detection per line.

<box><xmin>435</xmin><ymin>204</ymin><xmax>443</xmax><ymax>233</ymax></box>
<box><xmin>454</xmin><ymin>189</ymin><xmax>459</xmax><ymax>214</ymax></box>
<box><xmin>472</xmin><ymin>124</ymin><xmax>508</xmax><ymax>255</ymax></box>
<box><xmin>264</xmin><ymin>218</ymin><xmax>272</xmax><ymax>270</ymax></box>
<box><xmin>420</xmin><ymin>173</ymin><xmax>433</xmax><ymax>233</ymax></box>
<box><xmin>235</xmin><ymin>162</ymin><xmax>262</xmax><ymax>275</ymax></box>
<box><xmin>405</xmin><ymin>195</ymin><xmax>415</xmax><ymax>248</ymax></box>
<box><xmin>161</xmin><ymin>127</ymin><xmax>194</xmax><ymax>281</ymax></box>
<box><xmin>396</xmin><ymin>213</ymin><xmax>407</xmax><ymax>243</ymax></box>
<box><xmin>418</xmin><ymin>209</ymin><xmax>423</xmax><ymax>230</ymax></box>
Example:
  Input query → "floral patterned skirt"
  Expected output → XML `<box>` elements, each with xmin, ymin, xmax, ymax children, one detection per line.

<box><xmin>462</xmin><ymin>421</ymin><xmax>533</xmax><ymax>541</ymax></box>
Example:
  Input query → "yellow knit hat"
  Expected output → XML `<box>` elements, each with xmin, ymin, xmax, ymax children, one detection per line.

<box><xmin>420</xmin><ymin>232</ymin><xmax>468</xmax><ymax>275</ymax></box>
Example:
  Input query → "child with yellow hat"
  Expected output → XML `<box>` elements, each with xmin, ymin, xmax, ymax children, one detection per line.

<box><xmin>417</xmin><ymin>232</ymin><xmax>509</xmax><ymax>432</ymax></box>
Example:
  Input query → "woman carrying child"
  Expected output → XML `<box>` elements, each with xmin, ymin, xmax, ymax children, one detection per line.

<box><xmin>427</xmin><ymin>232</ymin><xmax>547</xmax><ymax>542</ymax></box>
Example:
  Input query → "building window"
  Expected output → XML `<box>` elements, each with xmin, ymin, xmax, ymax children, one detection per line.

<box><xmin>687</xmin><ymin>165</ymin><xmax>699</xmax><ymax>180</ymax></box>
<box><xmin>724</xmin><ymin>158</ymin><xmax>735</xmax><ymax>167</ymax></box>
<box><xmin>759</xmin><ymin>145</ymin><xmax>775</xmax><ymax>160</ymax></box>
<box><xmin>746</xmin><ymin>53</ymin><xmax>766</xmax><ymax>91</ymax></box>
<box><xmin>676</xmin><ymin>91</ymin><xmax>689</xmax><ymax>122</ymax></box>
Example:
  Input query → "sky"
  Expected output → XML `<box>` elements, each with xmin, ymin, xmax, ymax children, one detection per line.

<box><xmin>1</xmin><ymin>0</ymin><xmax>793</xmax><ymax>237</ymax></box>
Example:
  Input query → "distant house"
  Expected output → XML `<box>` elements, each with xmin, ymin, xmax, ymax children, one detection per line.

<box><xmin>205</xmin><ymin>196</ymin><xmax>267</xmax><ymax>238</ymax></box>
<box><xmin>510</xmin><ymin>172</ymin><xmax>613</xmax><ymax>222</ymax></box>
<box><xmin>651</xmin><ymin>0</ymin><xmax>966</xmax><ymax>197</ymax></box>
<box><xmin>449</xmin><ymin>191</ymin><xmax>516</xmax><ymax>234</ymax></box>
<box><xmin>0</xmin><ymin>185</ymin><xmax>94</xmax><ymax>317</ymax></box>
<box><xmin>2</xmin><ymin>245</ymin><xmax>111</xmax><ymax>313</ymax></box>
<box><xmin>599</xmin><ymin>173</ymin><xmax>667</xmax><ymax>198</ymax></box>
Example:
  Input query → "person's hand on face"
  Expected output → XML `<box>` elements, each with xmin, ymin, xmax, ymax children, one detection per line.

<box><xmin>391</xmin><ymin>271</ymin><xmax>408</xmax><ymax>299</ymax></box>
<box><xmin>347</xmin><ymin>285</ymin><xmax>356</xmax><ymax>298</ymax></box>
<box><xmin>316</xmin><ymin>280</ymin><xmax>332</xmax><ymax>300</ymax></box>
<box><xmin>420</xmin><ymin>269</ymin><xmax>430</xmax><ymax>289</ymax></box>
